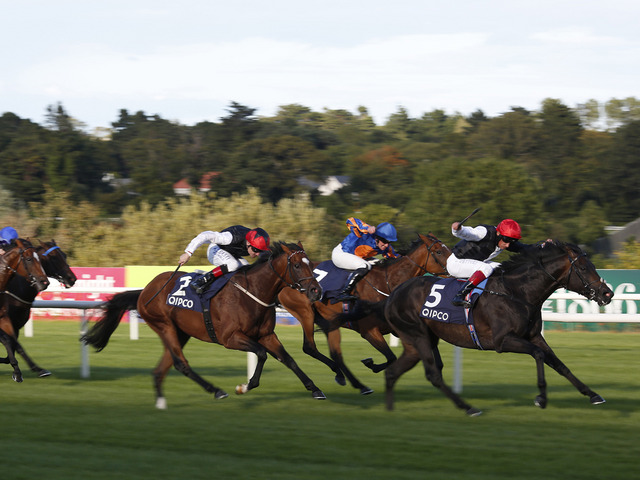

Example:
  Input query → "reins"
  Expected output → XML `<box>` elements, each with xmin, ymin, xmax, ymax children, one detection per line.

<box><xmin>143</xmin><ymin>263</ymin><xmax>181</xmax><ymax>306</ymax></box>
<box><xmin>233</xmin><ymin>248</ymin><xmax>314</xmax><ymax>307</ymax></box>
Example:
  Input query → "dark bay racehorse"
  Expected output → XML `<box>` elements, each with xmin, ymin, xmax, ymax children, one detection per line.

<box><xmin>1</xmin><ymin>240</ymin><xmax>77</xmax><ymax>377</ymax></box>
<box><xmin>334</xmin><ymin>241</ymin><xmax>613</xmax><ymax>415</ymax></box>
<box><xmin>277</xmin><ymin>233</ymin><xmax>451</xmax><ymax>395</ymax></box>
<box><xmin>0</xmin><ymin>239</ymin><xmax>50</xmax><ymax>382</ymax></box>
<box><xmin>83</xmin><ymin>242</ymin><xmax>324</xmax><ymax>409</ymax></box>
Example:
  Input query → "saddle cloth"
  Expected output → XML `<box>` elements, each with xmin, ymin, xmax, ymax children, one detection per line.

<box><xmin>166</xmin><ymin>272</ymin><xmax>234</xmax><ymax>312</ymax></box>
<box><xmin>312</xmin><ymin>260</ymin><xmax>352</xmax><ymax>301</ymax></box>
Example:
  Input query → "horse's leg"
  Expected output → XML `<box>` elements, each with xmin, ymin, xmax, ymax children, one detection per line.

<box><xmin>412</xmin><ymin>335</ymin><xmax>480</xmax><ymax>416</ymax></box>
<box><xmin>149</xmin><ymin>325</ymin><xmax>228</xmax><ymax>409</ymax></box>
<box><xmin>13</xmin><ymin>339</ymin><xmax>51</xmax><ymax>377</ymax></box>
<box><xmin>327</xmin><ymin>328</ymin><xmax>373</xmax><ymax>395</ymax></box>
<box><xmin>496</xmin><ymin>334</ymin><xmax>549</xmax><ymax>408</ymax></box>
<box><xmin>278</xmin><ymin>291</ymin><xmax>345</xmax><ymax>385</ymax></box>
<box><xmin>0</xmin><ymin>329</ymin><xmax>23</xmax><ymax>383</ymax></box>
<box><xmin>359</xmin><ymin>326</ymin><xmax>397</xmax><ymax>373</ymax></box>
<box><xmin>255</xmin><ymin>332</ymin><xmax>326</xmax><ymax>399</ymax></box>
<box><xmin>530</xmin><ymin>334</ymin><xmax>605</xmax><ymax>405</ymax></box>
<box><xmin>384</xmin><ymin>341</ymin><xmax>421</xmax><ymax>411</ymax></box>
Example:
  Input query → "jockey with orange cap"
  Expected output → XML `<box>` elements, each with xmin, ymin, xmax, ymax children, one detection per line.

<box><xmin>332</xmin><ymin>217</ymin><xmax>399</xmax><ymax>302</ymax></box>
<box><xmin>447</xmin><ymin>219</ymin><xmax>530</xmax><ymax>308</ymax></box>
<box><xmin>179</xmin><ymin>225</ymin><xmax>270</xmax><ymax>294</ymax></box>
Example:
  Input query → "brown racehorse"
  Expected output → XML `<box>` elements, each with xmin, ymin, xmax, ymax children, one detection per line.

<box><xmin>277</xmin><ymin>233</ymin><xmax>451</xmax><ymax>394</ymax></box>
<box><xmin>1</xmin><ymin>240</ymin><xmax>77</xmax><ymax>377</ymax></box>
<box><xmin>0</xmin><ymin>238</ymin><xmax>50</xmax><ymax>382</ymax></box>
<box><xmin>82</xmin><ymin>241</ymin><xmax>324</xmax><ymax>409</ymax></box>
<box><xmin>334</xmin><ymin>241</ymin><xmax>614</xmax><ymax>415</ymax></box>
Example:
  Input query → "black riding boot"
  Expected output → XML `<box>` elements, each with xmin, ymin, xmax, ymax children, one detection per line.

<box><xmin>451</xmin><ymin>280</ymin><xmax>474</xmax><ymax>308</ymax></box>
<box><xmin>333</xmin><ymin>267</ymin><xmax>368</xmax><ymax>302</ymax></box>
<box><xmin>191</xmin><ymin>264</ymin><xmax>229</xmax><ymax>295</ymax></box>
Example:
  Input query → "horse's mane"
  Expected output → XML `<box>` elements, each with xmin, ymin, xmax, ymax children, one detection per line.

<box><xmin>376</xmin><ymin>234</ymin><xmax>432</xmax><ymax>268</ymax></box>
<box><xmin>496</xmin><ymin>240</ymin><xmax>579</xmax><ymax>274</ymax></box>
<box><xmin>236</xmin><ymin>241</ymin><xmax>304</xmax><ymax>272</ymax></box>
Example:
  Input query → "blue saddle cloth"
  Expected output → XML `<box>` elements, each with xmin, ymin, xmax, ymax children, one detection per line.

<box><xmin>418</xmin><ymin>277</ymin><xmax>487</xmax><ymax>349</ymax></box>
<box><xmin>312</xmin><ymin>260</ymin><xmax>351</xmax><ymax>301</ymax></box>
<box><xmin>166</xmin><ymin>272</ymin><xmax>234</xmax><ymax>312</ymax></box>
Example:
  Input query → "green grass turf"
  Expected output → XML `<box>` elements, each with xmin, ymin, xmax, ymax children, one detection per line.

<box><xmin>1</xmin><ymin>321</ymin><xmax>638</xmax><ymax>480</ymax></box>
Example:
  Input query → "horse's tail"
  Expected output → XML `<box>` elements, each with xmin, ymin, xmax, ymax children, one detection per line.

<box><xmin>81</xmin><ymin>290</ymin><xmax>142</xmax><ymax>352</ymax></box>
<box><xmin>328</xmin><ymin>299</ymin><xmax>388</xmax><ymax>332</ymax></box>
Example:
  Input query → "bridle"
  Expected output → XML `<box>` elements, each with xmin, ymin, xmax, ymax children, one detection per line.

<box><xmin>2</xmin><ymin>244</ymin><xmax>46</xmax><ymax>289</ymax></box>
<box><xmin>232</xmin><ymin>248</ymin><xmax>317</xmax><ymax>307</ymax></box>
<box><xmin>539</xmin><ymin>247</ymin><xmax>604</xmax><ymax>302</ymax></box>
<box><xmin>39</xmin><ymin>243</ymin><xmax>74</xmax><ymax>286</ymax></box>
<box><xmin>269</xmin><ymin>248</ymin><xmax>316</xmax><ymax>294</ymax></box>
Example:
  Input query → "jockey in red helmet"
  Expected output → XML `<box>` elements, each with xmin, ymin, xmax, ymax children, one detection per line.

<box><xmin>331</xmin><ymin>217</ymin><xmax>399</xmax><ymax>302</ymax></box>
<box><xmin>447</xmin><ymin>218</ymin><xmax>531</xmax><ymax>308</ymax></box>
<box><xmin>179</xmin><ymin>225</ymin><xmax>271</xmax><ymax>294</ymax></box>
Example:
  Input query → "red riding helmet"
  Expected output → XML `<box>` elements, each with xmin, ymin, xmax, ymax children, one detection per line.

<box><xmin>496</xmin><ymin>219</ymin><xmax>522</xmax><ymax>240</ymax></box>
<box><xmin>246</xmin><ymin>227</ymin><xmax>270</xmax><ymax>251</ymax></box>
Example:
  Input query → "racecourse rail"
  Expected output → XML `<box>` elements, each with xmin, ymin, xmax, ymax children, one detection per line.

<box><xmin>27</xmin><ymin>285</ymin><xmax>640</xmax><ymax>389</ymax></box>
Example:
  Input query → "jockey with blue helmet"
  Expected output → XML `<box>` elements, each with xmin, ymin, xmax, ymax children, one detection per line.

<box><xmin>179</xmin><ymin>225</ymin><xmax>271</xmax><ymax>294</ymax></box>
<box><xmin>0</xmin><ymin>226</ymin><xmax>18</xmax><ymax>244</ymax></box>
<box><xmin>331</xmin><ymin>217</ymin><xmax>399</xmax><ymax>301</ymax></box>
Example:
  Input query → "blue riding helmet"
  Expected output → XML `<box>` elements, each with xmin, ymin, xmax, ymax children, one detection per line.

<box><xmin>0</xmin><ymin>226</ymin><xmax>18</xmax><ymax>242</ymax></box>
<box><xmin>375</xmin><ymin>222</ymin><xmax>397</xmax><ymax>242</ymax></box>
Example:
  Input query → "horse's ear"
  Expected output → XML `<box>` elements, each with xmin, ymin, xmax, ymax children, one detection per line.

<box><xmin>297</xmin><ymin>241</ymin><xmax>304</xmax><ymax>249</ymax></box>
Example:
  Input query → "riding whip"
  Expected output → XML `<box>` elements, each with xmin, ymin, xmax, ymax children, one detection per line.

<box><xmin>457</xmin><ymin>207</ymin><xmax>481</xmax><ymax>227</ymax></box>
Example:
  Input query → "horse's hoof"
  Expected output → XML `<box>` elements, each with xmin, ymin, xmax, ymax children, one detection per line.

<box><xmin>534</xmin><ymin>396</ymin><xmax>547</xmax><ymax>409</ymax></box>
<box><xmin>361</xmin><ymin>358</ymin><xmax>374</xmax><ymax>370</ymax></box>
<box><xmin>466</xmin><ymin>407</ymin><xmax>483</xmax><ymax>416</ymax></box>
<box><xmin>334</xmin><ymin>374</ymin><xmax>346</xmax><ymax>386</ymax></box>
<box><xmin>312</xmin><ymin>390</ymin><xmax>326</xmax><ymax>400</ymax></box>
<box><xmin>155</xmin><ymin>397</ymin><xmax>168</xmax><ymax>410</ymax></box>
<box><xmin>590</xmin><ymin>394</ymin><xmax>606</xmax><ymax>405</ymax></box>
<box><xmin>215</xmin><ymin>390</ymin><xmax>229</xmax><ymax>400</ymax></box>
<box><xmin>12</xmin><ymin>373</ymin><xmax>23</xmax><ymax>383</ymax></box>
<box><xmin>37</xmin><ymin>370</ymin><xmax>52</xmax><ymax>378</ymax></box>
<box><xmin>359</xmin><ymin>387</ymin><xmax>374</xmax><ymax>395</ymax></box>
<box><xmin>235</xmin><ymin>384</ymin><xmax>249</xmax><ymax>395</ymax></box>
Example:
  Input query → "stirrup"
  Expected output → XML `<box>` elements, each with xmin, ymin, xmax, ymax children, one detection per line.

<box><xmin>333</xmin><ymin>291</ymin><xmax>357</xmax><ymax>302</ymax></box>
<box><xmin>451</xmin><ymin>293</ymin><xmax>471</xmax><ymax>308</ymax></box>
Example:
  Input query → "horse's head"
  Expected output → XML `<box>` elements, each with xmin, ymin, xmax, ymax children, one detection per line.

<box><xmin>2</xmin><ymin>238</ymin><xmax>50</xmax><ymax>292</ymax></box>
<box><xmin>418</xmin><ymin>233</ymin><xmax>452</xmax><ymax>276</ymax></box>
<box><xmin>272</xmin><ymin>242</ymin><xmax>322</xmax><ymax>303</ymax></box>
<box><xmin>38</xmin><ymin>239</ymin><xmax>77</xmax><ymax>288</ymax></box>
<box><xmin>559</xmin><ymin>243</ymin><xmax>613</xmax><ymax>306</ymax></box>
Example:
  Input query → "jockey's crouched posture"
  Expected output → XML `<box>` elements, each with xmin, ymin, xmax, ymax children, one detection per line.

<box><xmin>179</xmin><ymin>225</ymin><xmax>270</xmax><ymax>294</ymax></box>
<box><xmin>331</xmin><ymin>217</ymin><xmax>399</xmax><ymax>302</ymax></box>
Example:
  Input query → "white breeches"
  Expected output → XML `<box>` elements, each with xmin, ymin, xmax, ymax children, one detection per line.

<box><xmin>207</xmin><ymin>245</ymin><xmax>248</xmax><ymax>272</ymax></box>
<box><xmin>446</xmin><ymin>254</ymin><xmax>499</xmax><ymax>279</ymax></box>
<box><xmin>331</xmin><ymin>244</ymin><xmax>371</xmax><ymax>271</ymax></box>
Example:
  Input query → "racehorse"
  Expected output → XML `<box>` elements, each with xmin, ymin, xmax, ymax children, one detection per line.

<box><xmin>0</xmin><ymin>240</ymin><xmax>77</xmax><ymax>377</ymax></box>
<box><xmin>0</xmin><ymin>238</ymin><xmax>50</xmax><ymax>382</ymax></box>
<box><xmin>82</xmin><ymin>241</ymin><xmax>324</xmax><ymax>409</ymax></box>
<box><xmin>277</xmin><ymin>233</ymin><xmax>451</xmax><ymax>395</ymax></box>
<box><xmin>333</xmin><ymin>241</ymin><xmax>614</xmax><ymax>415</ymax></box>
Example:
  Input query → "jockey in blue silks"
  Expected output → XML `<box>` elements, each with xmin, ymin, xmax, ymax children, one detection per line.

<box><xmin>331</xmin><ymin>217</ymin><xmax>399</xmax><ymax>301</ymax></box>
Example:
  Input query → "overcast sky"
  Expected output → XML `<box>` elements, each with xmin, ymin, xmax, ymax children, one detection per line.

<box><xmin>2</xmin><ymin>1</ymin><xmax>638</xmax><ymax>131</ymax></box>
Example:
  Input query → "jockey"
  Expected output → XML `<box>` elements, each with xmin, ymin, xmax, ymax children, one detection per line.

<box><xmin>331</xmin><ymin>217</ymin><xmax>399</xmax><ymax>302</ymax></box>
<box><xmin>179</xmin><ymin>225</ymin><xmax>270</xmax><ymax>294</ymax></box>
<box><xmin>447</xmin><ymin>218</ymin><xmax>533</xmax><ymax>308</ymax></box>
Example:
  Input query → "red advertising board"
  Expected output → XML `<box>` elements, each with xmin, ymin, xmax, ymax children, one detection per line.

<box><xmin>33</xmin><ymin>267</ymin><xmax>126</xmax><ymax>320</ymax></box>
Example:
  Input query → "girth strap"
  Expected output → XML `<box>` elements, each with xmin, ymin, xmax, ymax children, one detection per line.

<box><xmin>201</xmin><ymin>300</ymin><xmax>218</xmax><ymax>343</ymax></box>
